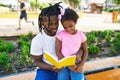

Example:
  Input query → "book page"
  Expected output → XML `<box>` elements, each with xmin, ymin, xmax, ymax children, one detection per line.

<box><xmin>44</xmin><ymin>52</ymin><xmax>76</xmax><ymax>68</ymax></box>
<box><xmin>59</xmin><ymin>55</ymin><xmax>76</xmax><ymax>68</ymax></box>
<box><xmin>44</xmin><ymin>52</ymin><xmax>58</xmax><ymax>67</ymax></box>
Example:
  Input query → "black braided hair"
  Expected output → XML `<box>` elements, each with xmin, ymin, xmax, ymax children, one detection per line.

<box><xmin>61</xmin><ymin>8</ymin><xmax>79</xmax><ymax>23</ymax></box>
<box><xmin>38</xmin><ymin>2</ymin><xmax>62</xmax><ymax>33</ymax></box>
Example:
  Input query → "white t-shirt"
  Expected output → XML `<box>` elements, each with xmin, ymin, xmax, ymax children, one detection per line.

<box><xmin>30</xmin><ymin>30</ymin><xmax>58</xmax><ymax>65</ymax></box>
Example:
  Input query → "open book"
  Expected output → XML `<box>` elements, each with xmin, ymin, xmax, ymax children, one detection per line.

<box><xmin>44</xmin><ymin>52</ymin><xmax>76</xmax><ymax>68</ymax></box>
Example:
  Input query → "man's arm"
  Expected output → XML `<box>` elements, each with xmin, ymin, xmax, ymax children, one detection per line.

<box><xmin>31</xmin><ymin>54</ymin><xmax>62</xmax><ymax>72</ymax></box>
<box><xmin>30</xmin><ymin>54</ymin><xmax>53</xmax><ymax>70</ymax></box>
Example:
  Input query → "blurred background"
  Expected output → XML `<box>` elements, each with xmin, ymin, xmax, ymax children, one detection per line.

<box><xmin>0</xmin><ymin>0</ymin><xmax>120</xmax><ymax>14</ymax></box>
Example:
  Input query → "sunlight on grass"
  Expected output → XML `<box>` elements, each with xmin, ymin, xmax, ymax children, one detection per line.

<box><xmin>0</xmin><ymin>13</ymin><xmax>39</xmax><ymax>18</ymax></box>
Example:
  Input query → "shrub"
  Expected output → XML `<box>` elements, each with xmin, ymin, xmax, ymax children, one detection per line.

<box><xmin>99</xmin><ymin>30</ymin><xmax>113</xmax><ymax>38</ymax></box>
<box><xmin>18</xmin><ymin>45</ymin><xmax>32</xmax><ymax>66</ymax></box>
<box><xmin>88</xmin><ymin>31</ymin><xmax>100</xmax><ymax>36</ymax></box>
<box><xmin>26</xmin><ymin>32</ymin><xmax>33</xmax><ymax>40</ymax></box>
<box><xmin>86</xmin><ymin>34</ymin><xmax>98</xmax><ymax>45</ymax></box>
<box><xmin>88</xmin><ymin>45</ymin><xmax>100</xmax><ymax>55</ymax></box>
<box><xmin>19</xmin><ymin>35</ymin><xmax>29</xmax><ymax>42</ymax></box>
<box><xmin>39</xmin><ymin>3</ymin><xmax>49</xmax><ymax>10</ymax></box>
<box><xmin>105</xmin><ymin>35</ymin><xmax>112</xmax><ymax>43</ymax></box>
<box><xmin>0</xmin><ymin>52</ymin><xmax>12</xmax><ymax>69</ymax></box>
<box><xmin>17</xmin><ymin>40</ymin><xmax>31</xmax><ymax>48</ymax></box>
<box><xmin>17</xmin><ymin>33</ymin><xmax>32</xmax><ymax>47</ymax></box>
<box><xmin>111</xmin><ymin>38</ymin><xmax>120</xmax><ymax>53</ymax></box>
<box><xmin>115</xmin><ymin>32</ymin><xmax>120</xmax><ymax>39</ymax></box>
<box><xmin>0</xmin><ymin>39</ymin><xmax>15</xmax><ymax>53</ymax></box>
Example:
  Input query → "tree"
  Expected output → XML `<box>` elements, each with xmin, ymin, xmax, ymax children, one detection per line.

<box><xmin>64</xmin><ymin>0</ymin><xmax>81</xmax><ymax>9</ymax></box>
<box><xmin>114</xmin><ymin>0</ymin><xmax>120</xmax><ymax>5</ymax></box>
<box><xmin>30</xmin><ymin>0</ymin><xmax>40</xmax><ymax>11</ymax></box>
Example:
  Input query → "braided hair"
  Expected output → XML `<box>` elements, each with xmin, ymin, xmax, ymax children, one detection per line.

<box><xmin>38</xmin><ymin>2</ymin><xmax>62</xmax><ymax>33</ymax></box>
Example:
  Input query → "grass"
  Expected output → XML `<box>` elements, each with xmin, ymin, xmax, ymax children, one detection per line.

<box><xmin>0</xmin><ymin>12</ymin><xmax>39</xmax><ymax>18</ymax></box>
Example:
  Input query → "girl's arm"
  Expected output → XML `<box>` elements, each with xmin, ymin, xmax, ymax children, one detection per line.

<box><xmin>79</xmin><ymin>41</ymin><xmax>88</xmax><ymax>66</ymax></box>
<box><xmin>74</xmin><ymin>41</ymin><xmax>88</xmax><ymax>72</ymax></box>
<box><xmin>75</xmin><ymin>47</ymin><xmax>83</xmax><ymax>64</ymax></box>
<box><xmin>56</xmin><ymin>38</ymin><xmax>64</xmax><ymax>60</ymax></box>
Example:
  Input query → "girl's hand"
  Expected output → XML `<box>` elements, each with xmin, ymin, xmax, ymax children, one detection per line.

<box><xmin>68</xmin><ymin>65</ymin><xmax>77</xmax><ymax>71</ymax></box>
<box><xmin>74</xmin><ymin>64</ymin><xmax>83</xmax><ymax>72</ymax></box>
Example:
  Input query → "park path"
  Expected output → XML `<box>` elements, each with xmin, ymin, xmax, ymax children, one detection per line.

<box><xmin>0</xmin><ymin>13</ymin><xmax>120</xmax><ymax>37</ymax></box>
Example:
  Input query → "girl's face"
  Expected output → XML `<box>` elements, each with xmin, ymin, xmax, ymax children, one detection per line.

<box><xmin>42</xmin><ymin>15</ymin><xmax>59</xmax><ymax>36</ymax></box>
<box><xmin>62</xmin><ymin>20</ymin><xmax>77</xmax><ymax>34</ymax></box>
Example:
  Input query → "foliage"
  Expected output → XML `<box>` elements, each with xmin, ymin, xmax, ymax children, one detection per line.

<box><xmin>0</xmin><ymin>52</ymin><xmax>12</xmax><ymax>69</ymax></box>
<box><xmin>86</xmin><ymin>34</ymin><xmax>98</xmax><ymax>45</ymax></box>
<box><xmin>0</xmin><ymin>39</ymin><xmax>15</xmax><ymax>53</ymax></box>
<box><xmin>1</xmin><ymin>30</ymin><xmax>120</xmax><ymax>76</ymax></box>
<box><xmin>88</xmin><ymin>45</ymin><xmax>100</xmax><ymax>55</ymax></box>
<box><xmin>111</xmin><ymin>32</ymin><xmax>120</xmax><ymax>53</ymax></box>
<box><xmin>108</xmin><ymin>8</ymin><xmax>119</xmax><ymax>12</ymax></box>
<box><xmin>88</xmin><ymin>31</ymin><xmax>100</xmax><ymax>36</ymax></box>
<box><xmin>105</xmin><ymin>34</ymin><xmax>112</xmax><ymax>43</ymax></box>
<box><xmin>63</xmin><ymin>0</ymin><xmax>81</xmax><ymax>8</ymax></box>
<box><xmin>17</xmin><ymin>33</ymin><xmax>32</xmax><ymax>66</ymax></box>
<box><xmin>30</xmin><ymin>0</ymin><xmax>40</xmax><ymax>9</ymax></box>
<box><xmin>69</xmin><ymin>0</ymin><xmax>81</xmax><ymax>5</ymax></box>
<box><xmin>18</xmin><ymin>45</ymin><xmax>32</xmax><ymax>66</ymax></box>
<box><xmin>27</xmin><ymin>32</ymin><xmax>33</xmax><ymax>40</ymax></box>
<box><xmin>39</xmin><ymin>3</ymin><xmax>49</xmax><ymax>10</ymax></box>
<box><xmin>115</xmin><ymin>32</ymin><xmax>120</xmax><ymax>39</ymax></box>
<box><xmin>0</xmin><ymin>4</ymin><xmax>11</xmax><ymax>8</ymax></box>
<box><xmin>20</xmin><ymin>35</ymin><xmax>29</xmax><ymax>41</ymax></box>
<box><xmin>0</xmin><ymin>32</ymin><xmax>34</xmax><ymax>76</ymax></box>
<box><xmin>17</xmin><ymin>33</ymin><xmax>32</xmax><ymax>47</ymax></box>
<box><xmin>30</xmin><ymin>0</ymin><xmax>49</xmax><ymax>10</ymax></box>
<box><xmin>114</xmin><ymin>0</ymin><xmax>120</xmax><ymax>5</ymax></box>
<box><xmin>99</xmin><ymin>30</ymin><xmax>113</xmax><ymax>38</ymax></box>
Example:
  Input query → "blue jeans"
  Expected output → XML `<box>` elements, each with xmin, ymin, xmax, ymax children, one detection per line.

<box><xmin>35</xmin><ymin>69</ymin><xmax>57</xmax><ymax>80</ymax></box>
<box><xmin>58</xmin><ymin>67</ymin><xmax>85</xmax><ymax>80</ymax></box>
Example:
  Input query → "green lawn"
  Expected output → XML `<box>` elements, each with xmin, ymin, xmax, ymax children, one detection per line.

<box><xmin>0</xmin><ymin>13</ymin><xmax>39</xmax><ymax>18</ymax></box>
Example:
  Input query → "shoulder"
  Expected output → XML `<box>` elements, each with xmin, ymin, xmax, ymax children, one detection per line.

<box><xmin>57</xmin><ymin>30</ymin><xmax>66</xmax><ymax>34</ymax></box>
<box><xmin>77</xmin><ymin>31</ymin><xmax>86</xmax><ymax>35</ymax></box>
<box><xmin>32</xmin><ymin>33</ymin><xmax>42</xmax><ymax>43</ymax></box>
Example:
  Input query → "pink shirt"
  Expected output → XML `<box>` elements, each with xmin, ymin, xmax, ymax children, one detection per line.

<box><xmin>56</xmin><ymin>30</ymin><xmax>86</xmax><ymax>57</ymax></box>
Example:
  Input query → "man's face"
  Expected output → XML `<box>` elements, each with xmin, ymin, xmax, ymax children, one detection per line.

<box><xmin>42</xmin><ymin>15</ymin><xmax>59</xmax><ymax>36</ymax></box>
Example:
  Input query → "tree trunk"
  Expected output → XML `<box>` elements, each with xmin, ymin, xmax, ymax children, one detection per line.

<box><xmin>70</xmin><ymin>2</ymin><xmax>75</xmax><ymax>9</ymax></box>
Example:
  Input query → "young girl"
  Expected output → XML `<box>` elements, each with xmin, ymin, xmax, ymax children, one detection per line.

<box><xmin>56</xmin><ymin>8</ymin><xmax>88</xmax><ymax>80</ymax></box>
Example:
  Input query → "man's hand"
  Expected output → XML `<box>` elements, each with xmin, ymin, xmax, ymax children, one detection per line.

<box><xmin>52</xmin><ymin>66</ymin><xmax>63</xmax><ymax>72</ymax></box>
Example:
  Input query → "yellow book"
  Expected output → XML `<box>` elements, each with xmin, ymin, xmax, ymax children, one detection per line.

<box><xmin>44</xmin><ymin>52</ymin><xmax>76</xmax><ymax>68</ymax></box>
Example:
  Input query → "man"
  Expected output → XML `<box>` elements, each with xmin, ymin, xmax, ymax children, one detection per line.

<box><xmin>17</xmin><ymin>0</ymin><xmax>34</xmax><ymax>30</ymax></box>
<box><xmin>30</xmin><ymin>2</ymin><xmax>62</xmax><ymax>80</ymax></box>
